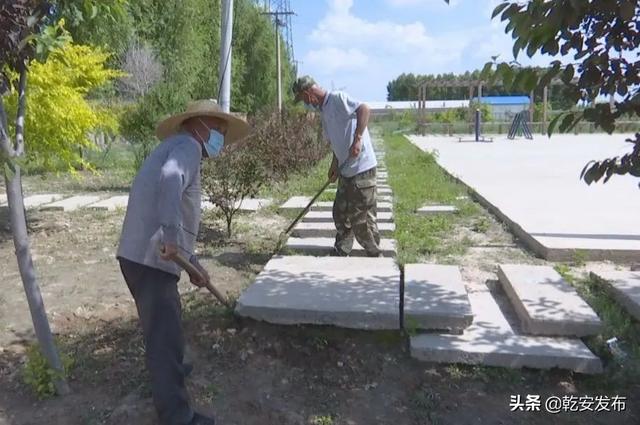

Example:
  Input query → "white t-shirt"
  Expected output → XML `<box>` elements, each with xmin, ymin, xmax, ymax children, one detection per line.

<box><xmin>320</xmin><ymin>91</ymin><xmax>377</xmax><ymax>178</ymax></box>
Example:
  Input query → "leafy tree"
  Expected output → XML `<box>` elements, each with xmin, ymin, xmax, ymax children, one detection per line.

<box><xmin>5</xmin><ymin>43</ymin><xmax>122</xmax><ymax>172</ymax></box>
<box><xmin>483</xmin><ymin>0</ymin><xmax>640</xmax><ymax>185</ymax></box>
<box><xmin>1</xmin><ymin>0</ymin><xmax>69</xmax><ymax>395</ymax></box>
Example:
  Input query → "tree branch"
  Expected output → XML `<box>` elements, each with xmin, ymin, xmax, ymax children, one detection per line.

<box><xmin>15</xmin><ymin>67</ymin><xmax>27</xmax><ymax>156</ymax></box>
<box><xmin>0</xmin><ymin>96</ymin><xmax>15</xmax><ymax>158</ymax></box>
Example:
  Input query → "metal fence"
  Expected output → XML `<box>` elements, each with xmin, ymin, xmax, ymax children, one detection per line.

<box><xmin>416</xmin><ymin>121</ymin><xmax>640</xmax><ymax>136</ymax></box>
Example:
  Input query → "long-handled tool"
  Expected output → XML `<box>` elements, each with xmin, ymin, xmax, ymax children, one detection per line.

<box><xmin>163</xmin><ymin>248</ymin><xmax>232</xmax><ymax>308</ymax></box>
<box><xmin>274</xmin><ymin>159</ymin><xmax>352</xmax><ymax>253</ymax></box>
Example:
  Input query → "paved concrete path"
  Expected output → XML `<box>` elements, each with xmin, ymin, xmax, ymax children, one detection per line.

<box><xmin>417</xmin><ymin>205</ymin><xmax>459</xmax><ymax>216</ymax></box>
<box><xmin>590</xmin><ymin>270</ymin><xmax>640</xmax><ymax>321</ymax></box>
<box><xmin>410</xmin><ymin>290</ymin><xmax>602</xmax><ymax>373</ymax></box>
<box><xmin>409</xmin><ymin>134</ymin><xmax>640</xmax><ymax>261</ymax></box>
<box><xmin>285</xmin><ymin>237</ymin><xmax>396</xmax><ymax>257</ymax></box>
<box><xmin>303</xmin><ymin>210</ymin><xmax>394</xmax><ymax>224</ymax></box>
<box><xmin>235</xmin><ymin>256</ymin><xmax>401</xmax><ymax>329</ymax></box>
<box><xmin>404</xmin><ymin>264</ymin><xmax>472</xmax><ymax>332</ymax></box>
<box><xmin>498</xmin><ymin>265</ymin><xmax>602</xmax><ymax>337</ymax></box>
<box><xmin>41</xmin><ymin>195</ymin><xmax>101</xmax><ymax>211</ymax></box>
<box><xmin>87</xmin><ymin>196</ymin><xmax>129</xmax><ymax>211</ymax></box>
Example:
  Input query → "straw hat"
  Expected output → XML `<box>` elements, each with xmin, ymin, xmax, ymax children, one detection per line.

<box><xmin>155</xmin><ymin>99</ymin><xmax>250</xmax><ymax>142</ymax></box>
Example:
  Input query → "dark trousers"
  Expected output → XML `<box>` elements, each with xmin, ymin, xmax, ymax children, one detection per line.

<box><xmin>119</xmin><ymin>258</ymin><xmax>193</xmax><ymax>425</ymax></box>
<box><xmin>333</xmin><ymin>167</ymin><xmax>381</xmax><ymax>256</ymax></box>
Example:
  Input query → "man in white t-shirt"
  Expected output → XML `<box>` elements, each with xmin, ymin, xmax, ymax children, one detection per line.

<box><xmin>293</xmin><ymin>76</ymin><xmax>381</xmax><ymax>257</ymax></box>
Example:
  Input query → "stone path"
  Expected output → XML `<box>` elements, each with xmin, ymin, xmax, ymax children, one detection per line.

<box><xmin>590</xmin><ymin>270</ymin><xmax>640</xmax><ymax>321</ymax></box>
<box><xmin>404</xmin><ymin>264</ymin><xmax>472</xmax><ymax>332</ymax></box>
<box><xmin>40</xmin><ymin>195</ymin><xmax>101</xmax><ymax>212</ymax></box>
<box><xmin>498</xmin><ymin>265</ymin><xmax>602</xmax><ymax>337</ymax></box>
<box><xmin>410</xmin><ymin>290</ymin><xmax>602</xmax><ymax>374</ymax></box>
<box><xmin>417</xmin><ymin>205</ymin><xmax>459</xmax><ymax>216</ymax></box>
<box><xmin>235</xmin><ymin>256</ymin><xmax>401</xmax><ymax>329</ymax></box>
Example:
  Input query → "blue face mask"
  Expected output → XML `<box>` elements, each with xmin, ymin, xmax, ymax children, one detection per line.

<box><xmin>204</xmin><ymin>129</ymin><xmax>224</xmax><ymax>158</ymax></box>
<box><xmin>198</xmin><ymin>119</ymin><xmax>225</xmax><ymax>158</ymax></box>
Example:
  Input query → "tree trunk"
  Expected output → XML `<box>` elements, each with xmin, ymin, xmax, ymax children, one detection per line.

<box><xmin>1</xmin><ymin>69</ymin><xmax>70</xmax><ymax>396</ymax></box>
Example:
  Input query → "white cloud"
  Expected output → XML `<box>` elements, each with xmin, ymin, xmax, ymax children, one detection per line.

<box><xmin>386</xmin><ymin>0</ymin><xmax>459</xmax><ymax>7</ymax></box>
<box><xmin>299</xmin><ymin>0</ymin><xmax>552</xmax><ymax>100</ymax></box>
<box><xmin>305</xmin><ymin>47</ymin><xmax>370</xmax><ymax>74</ymax></box>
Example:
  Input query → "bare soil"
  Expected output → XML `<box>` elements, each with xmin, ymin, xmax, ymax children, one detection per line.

<box><xmin>0</xmin><ymin>199</ymin><xmax>638</xmax><ymax>425</ymax></box>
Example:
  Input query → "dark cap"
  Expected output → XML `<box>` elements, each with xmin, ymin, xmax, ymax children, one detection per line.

<box><xmin>292</xmin><ymin>75</ymin><xmax>316</xmax><ymax>102</ymax></box>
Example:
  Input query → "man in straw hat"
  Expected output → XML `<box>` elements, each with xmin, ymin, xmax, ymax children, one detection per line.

<box><xmin>292</xmin><ymin>76</ymin><xmax>382</xmax><ymax>257</ymax></box>
<box><xmin>116</xmin><ymin>99</ymin><xmax>248</xmax><ymax>425</ymax></box>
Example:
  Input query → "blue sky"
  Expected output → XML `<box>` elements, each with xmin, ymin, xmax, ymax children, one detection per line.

<box><xmin>289</xmin><ymin>0</ymin><xmax>552</xmax><ymax>101</ymax></box>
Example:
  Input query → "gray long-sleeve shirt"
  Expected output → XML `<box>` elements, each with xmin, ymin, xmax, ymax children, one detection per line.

<box><xmin>117</xmin><ymin>132</ymin><xmax>202</xmax><ymax>277</ymax></box>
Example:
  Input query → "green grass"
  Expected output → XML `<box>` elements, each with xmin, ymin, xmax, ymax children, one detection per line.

<box><xmin>15</xmin><ymin>142</ymin><xmax>136</xmax><ymax>194</ymax></box>
<box><xmin>381</xmin><ymin>131</ymin><xmax>479</xmax><ymax>264</ymax></box>
<box><xmin>555</xmin><ymin>266</ymin><xmax>640</xmax><ymax>390</ymax></box>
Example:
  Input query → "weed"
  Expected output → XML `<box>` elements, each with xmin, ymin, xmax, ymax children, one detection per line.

<box><xmin>310</xmin><ymin>415</ymin><xmax>335</xmax><ymax>425</ymax></box>
<box><xmin>23</xmin><ymin>342</ymin><xmax>74</xmax><ymax>399</ymax></box>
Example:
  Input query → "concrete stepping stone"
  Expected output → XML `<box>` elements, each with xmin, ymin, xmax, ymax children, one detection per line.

<box><xmin>312</xmin><ymin>201</ymin><xmax>393</xmax><ymax>213</ymax></box>
<box><xmin>22</xmin><ymin>194</ymin><xmax>64</xmax><ymax>209</ymax></box>
<box><xmin>292</xmin><ymin>221</ymin><xmax>395</xmax><ymax>238</ymax></box>
<box><xmin>590</xmin><ymin>271</ymin><xmax>640</xmax><ymax>321</ymax></box>
<box><xmin>378</xmin><ymin>184</ymin><xmax>391</xmax><ymax>190</ymax></box>
<box><xmin>235</xmin><ymin>256</ymin><xmax>401</xmax><ymax>329</ymax></box>
<box><xmin>410</xmin><ymin>290</ymin><xmax>602</xmax><ymax>374</ymax></box>
<box><xmin>235</xmin><ymin>198</ymin><xmax>271</xmax><ymax>212</ymax></box>
<box><xmin>378</xmin><ymin>172</ymin><xmax>388</xmax><ymax>179</ymax></box>
<box><xmin>87</xmin><ymin>195</ymin><xmax>128</xmax><ymax>211</ymax></box>
<box><xmin>41</xmin><ymin>195</ymin><xmax>101</xmax><ymax>211</ymax></box>
<box><xmin>303</xmin><ymin>210</ymin><xmax>393</xmax><ymax>223</ymax></box>
<box><xmin>285</xmin><ymin>237</ymin><xmax>396</xmax><ymax>257</ymax></box>
<box><xmin>498</xmin><ymin>265</ymin><xmax>602</xmax><ymax>337</ymax></box>
<box><xmin>404</xmin><ymin>265</ymin><xmax>472</xmax><ymax>332</ymax></box>
<box><xmin>417</xmin><ymin>205</ymin><xmax>458</xmax><ymax>216</ymax></box>
<box><xmin>378</xmin><ymin>187</ymin><xmax>392</xmax><ymax>195</ymax></box>
<box><xmin>280</xmin><ymin>196</ymin><xmax>311</xmax><ymax>210</ymax></box>
<box><xmin>0</xmin><ymin>194</ymin><xmax>6</xmax><ymax>206</ymax></box>
<box><xmin>378</xmin><ymin>195</ymin><xmax>392</xmax><ymax>203</ymax></box>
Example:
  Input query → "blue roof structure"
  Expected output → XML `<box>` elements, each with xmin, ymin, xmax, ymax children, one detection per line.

<box><xmin>474</xmin><ymin>96</ymin><xmax>530</xmax><ymax>105</ymax></box>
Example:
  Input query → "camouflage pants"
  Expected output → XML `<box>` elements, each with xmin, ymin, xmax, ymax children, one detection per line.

<box><xmin>333</xmin><ymin>167</ymin><xmax>381</xmax><ymax>256</ymax></box>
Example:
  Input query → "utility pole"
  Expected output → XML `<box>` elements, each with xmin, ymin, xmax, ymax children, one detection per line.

<box><xmin>262</xmin><ymin>6</ymin><xmax>294</xmax><ymax>112</ymax></box>
<box><xmin>219</xmin><ymin>0</ymin><xmax>233</xmax><ymax>113</ymax></box>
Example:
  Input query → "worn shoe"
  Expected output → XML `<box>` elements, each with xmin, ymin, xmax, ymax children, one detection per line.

<box><xmin>189</xmin><ymin>412</ymin><xmax>215</xmax><ymax>425</ymax></box>
<box><xmin>332</xmin><ymin>247</ymin><xmax>349</xmax><ymax>257</ymax></box>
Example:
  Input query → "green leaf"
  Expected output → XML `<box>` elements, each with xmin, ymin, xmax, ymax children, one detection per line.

<box><xmin>548</xmin><ymin>113</ymin><xmax>564</xmax><ymax>136</ymax></box>
<box><xmin>561</xmin><ymin>64</ymin><xmax>574</xmax><ymax>84</ymax></box>
<box><xmin>492</xmin><ymin>2</ymin><xmax>510</xmax><ymax>19</ymax></box>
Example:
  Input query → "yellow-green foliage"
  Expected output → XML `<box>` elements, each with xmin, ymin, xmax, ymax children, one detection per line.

<box><xmin>23</xmin><ymin>343</ymin><xmax>74</xmax><ymax>399</ymax></box>
<box><xmin>5</xmin><ymin>42</ymin><xmax>124</xmax><ymax>172</ymax></box>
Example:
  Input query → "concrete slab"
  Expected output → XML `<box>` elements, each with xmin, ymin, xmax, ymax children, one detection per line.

<box><xmin>0</xmin><ymin>194</ymin><xmax>6</xmax><ymax>206</ymax></box>
<box><xmin>285</xmin><ymin>237</ymin><xmax>396</xmax><ymax>257</ymax></box>
<box><xmin>498</xmin><ymin>265</ymin><xmax>602</xmax><ymax>337</ymax></box>
<box><xmin>303</xmin><ymin>210</ymin><xmax>393</xmax><ymax>223</ymax></box>
<box><xmin>378</xmin><ymin>196</ymin><xmax>393</xmax><ymax>203</ymax></box>
<box><xmin>235</xmin><ymin>256</ymin><xmax>401</xmax><ymax>329</ymax></box>
<box><xmin>280</xmin><ymin>196</ymin><xmax>311</xmax><ymax>210</ymax></box>
<box><xmin>235</xmin><ymin>198</ymin><xmax>272</xmax><ymax>212</ymax></box>
<box><xmin>378</xmin><ymin>172</ymin><xmax>388</xmax><ymax>179</ymax></box>
<box><xmin>23</xmin><ymin>194</ymin><xmax>64</xmax><ymax>209</ymax></box>
<box><xmin>292</xmin><ymin>221</ymin><xmax>395</xmax><ymax>238</ymax></box>
<box><xmin>417</xmin><ymin>205</ymin><xmax>459</xmax><ymax>216</ymax></box>
<box><xmin>590</xmin><ymin>271</ymin><xmax>640</xmax><ymax>321</ymax></box>
<box><xmin>378</xmin><ymin>184</ymin><xmax>391</xmax><ymax>190</ymax></box>
<box><xmin>41</xmin><ymin>195</ymin><xmax>101</xmax><ymax>212</ymax></box>
<box><xmin>87</xmin><ymin>195</ymin><xmax>128</xmax><ymax>211</ymax></box>
<box><xmin>378</xmin><ymin>188</ymin><xmax>393</xmax><ymax>195</ymax></box>
<box><xmin>410</xmin><ymin>290</ymin><xmax>602</xmax><ymax>374</ymax></box>
<box><xmin>409</xmin><ymin>134</ymin><xmax>640</xmax><ymax>261</ymax></box>
<box><xmin>312</xmin><ymin>201</ymin><xmax>393</xmax><ymax>213</ymax></box>
<box><xmin>404</xmin><ymin>265</ymin><xmax>473</xmax><ymax>331</ymax></box>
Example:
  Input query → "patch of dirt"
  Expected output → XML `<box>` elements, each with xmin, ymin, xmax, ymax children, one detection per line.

<box><xmin>0</xmin><ymin>200</ymin><xmax>638</xmax><ymax>425</ymax></box>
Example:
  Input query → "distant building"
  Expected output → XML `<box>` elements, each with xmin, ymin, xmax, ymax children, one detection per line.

<box><xmin>367</xmin><ymin>100</ymin><xmax>470</xmax><ymax>116</ymax></box>
<box><xmin>473</xmin><ymin>96</ymin><xmax>530</xmax><ymax>120</ymax></box>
